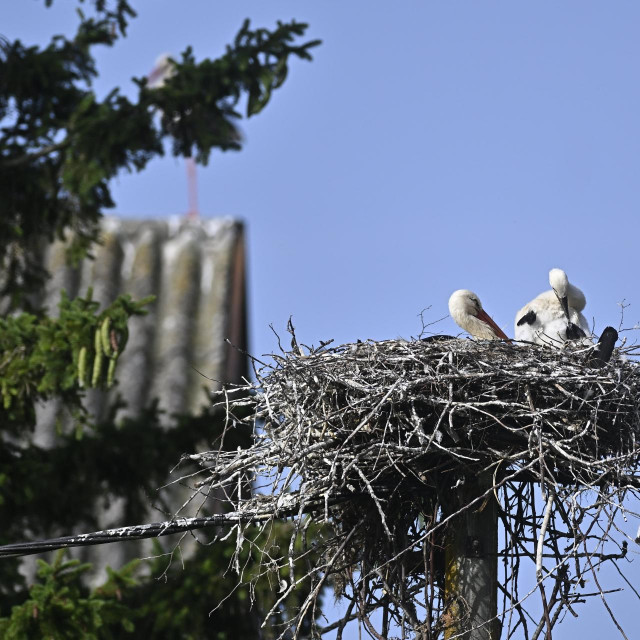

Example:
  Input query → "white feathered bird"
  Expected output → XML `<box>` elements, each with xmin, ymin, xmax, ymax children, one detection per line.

<box><xmin>515</xmin><ymin>268</ymin><xmax>591</xmax><ymax>346</ymax></box>
<box><xmin>448</xmin><ymin>290</ymin><xmax>510</xmax><ymax>340</ymax></box>
<box><xmin>147</xmin><ymin>54</ymin><xmax>199</xmax><ymax>219</ymax></box>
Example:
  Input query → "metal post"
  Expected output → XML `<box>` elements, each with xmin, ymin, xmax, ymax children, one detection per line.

<box><xmin>444</xmin><ymin>472</ymin><xmax>499</xmax><ymax>640</ymax></box>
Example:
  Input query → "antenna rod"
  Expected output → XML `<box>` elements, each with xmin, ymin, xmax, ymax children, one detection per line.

<box><xmin>186</xmin><ymin>157</ymin><xmax>199</xmax><ymax>219</ymax></box>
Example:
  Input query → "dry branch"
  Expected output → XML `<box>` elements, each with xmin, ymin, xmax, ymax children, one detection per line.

<box><xmin>175</xmin><ymin>335</ymin><xmax>640</xmax><ymax>639</ymax></box>
<box><xmin>4</xmin><ymin>334</ymin><xmax>640</xmax><ymax>639</ymax></box>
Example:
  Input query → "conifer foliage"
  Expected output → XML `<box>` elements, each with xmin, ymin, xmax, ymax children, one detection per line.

<box><xmin>0</xmin><ymin>1</ymin><xmax>320</xmax><ymax>636</ymax></box>
<box><xmin>0</xmin><ymin>0</ymin><xmax>320</xmax><ymax>307</ymax></box>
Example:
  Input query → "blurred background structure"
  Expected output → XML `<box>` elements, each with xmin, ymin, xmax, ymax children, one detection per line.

<box><xmin>36</xmin><ymin>217</ymin><xmax>246</xmax><ymax>439</ymax></box>
<box><xmin>3</xmin><ymin>1</ymin><xmax>640</xmax><ymax>638</ymax></box>
<box><xmin>31</xmin><ymin>217</ymin><xmax>247</xmax><ymax>577</ymax></box>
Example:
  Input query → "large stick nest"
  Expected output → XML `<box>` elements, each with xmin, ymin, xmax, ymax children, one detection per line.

<box><xmin>185</xmin><ymin>335</ymin><xmax>640</xmax><ymax>639</ymax></box>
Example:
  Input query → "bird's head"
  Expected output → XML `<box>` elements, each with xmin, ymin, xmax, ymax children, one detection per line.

<box><xmin>448</xmin><ymin>289</ymin><xmax>482</xmax><ymax>319</ymax></box>
<box><xmin>549</xmin><ymin>268</ymin><xmax>571</xmax><ymax>318</ymax></box>
<box><xmin>448</xmin><ymin>289</ymin><xmax>510</xmax><ymax>340</ymax></box>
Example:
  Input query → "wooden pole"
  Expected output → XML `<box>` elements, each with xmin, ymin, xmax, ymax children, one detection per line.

<box><xmin>444</xmin><ymin>472</ymin><xmax>500</xmax><ymax>640</ymax></box>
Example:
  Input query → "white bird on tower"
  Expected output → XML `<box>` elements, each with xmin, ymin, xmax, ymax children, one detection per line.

<box><xmin>514</xmin><ymin>268</ymin><xmax>591</xmax><ymax>346</ymax></box>
<box><xmin>147</xmin><ymin>53</ymin><xmax>199</xmax><ymax>219</ymax></box>
<box><xmin>448</xmin><ymin>290</ymin><xmax>510</xmax><ymax>341</ymax></box>
<box><xmin>147</xmin><ymin>53</ymin><xmax>176</xmax><ymax>89</ymax></box>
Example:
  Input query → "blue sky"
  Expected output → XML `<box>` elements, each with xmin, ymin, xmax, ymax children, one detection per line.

<box><xmin>4</xmin><ymin>2</ymin><xmax>640</xmax><ymax>637</ymax></box>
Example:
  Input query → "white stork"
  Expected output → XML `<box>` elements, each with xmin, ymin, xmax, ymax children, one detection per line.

<box><xmin>514</xmin><ymin>268</ymin><xmax>591</xmax><ymax>345</ymax></box>
<box><xmin>147</xmin><ymin>53</ymin><xmax>176</xmax><ymax>89</ymax></box>
<box><xmin>147</xmin><ymin>54</ymin><xmax>199</xmax><ymax>219</ymax></box>
<box><xmin>448</xmin><ymin>290</ymin><xmax>510</xmax><ymax>341</ymax></box>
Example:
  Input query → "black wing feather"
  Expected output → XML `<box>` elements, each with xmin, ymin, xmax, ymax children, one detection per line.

<box><xmin>517</xmin><ymin>310</ymin><xmax>536</xmax><ymax>326</ymax></box>
<box><xmin>589</xmin><ymin>326</ymin><xmax>618</xmax><ymax>367</ymax></box>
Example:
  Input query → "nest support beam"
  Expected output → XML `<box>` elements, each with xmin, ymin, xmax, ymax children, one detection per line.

<box><xmin>445</xmin><ymin>472</ymin><xmax>500</xmax><ymax>640</ymax></box>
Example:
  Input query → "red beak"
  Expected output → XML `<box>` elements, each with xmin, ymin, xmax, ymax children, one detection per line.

<box><xmin>475</xmin><ymin>308</ymin><xmax>511</xmax><ymax>341</ymax></box>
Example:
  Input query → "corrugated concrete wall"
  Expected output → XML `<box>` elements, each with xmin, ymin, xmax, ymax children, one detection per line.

<box><xmin>35</xmin><ymin>216</ymin><xmax>247</xmax><ymax>443</ymax></box>
<box><xmin>29</xmin><ymin>216</ymin><xmax>248</xmax><ymax>578</ymax></box>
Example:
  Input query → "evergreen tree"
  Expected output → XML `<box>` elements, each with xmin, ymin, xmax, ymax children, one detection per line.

<box><xmin>0</xmin><ymin>2</ymin><xmax>321</xmax><ymax>636</ymax></box>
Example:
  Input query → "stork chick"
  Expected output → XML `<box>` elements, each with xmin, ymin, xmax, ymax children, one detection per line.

<box><xmin>448</xmin><ymin>290</ymin><xmax>510</xmax><ymax>341</ymax></box>
<box><xmin>515</xmin><ymin>269</ymin><xmax>590</xmax><ymax>345</ymax></box>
